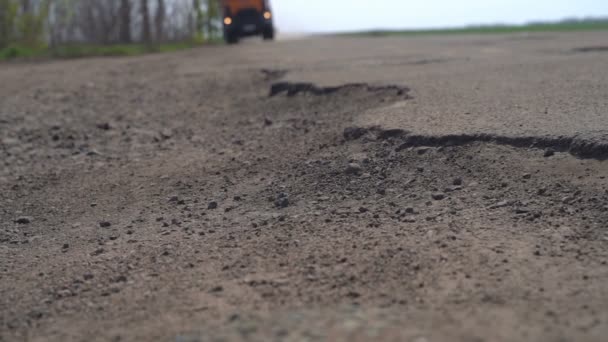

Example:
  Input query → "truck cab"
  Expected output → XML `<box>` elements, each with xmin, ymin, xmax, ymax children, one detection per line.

<box><xmin>221</xmin><ymin>0</ymin><xmax>275</xmax><ymax>44</ymax></box>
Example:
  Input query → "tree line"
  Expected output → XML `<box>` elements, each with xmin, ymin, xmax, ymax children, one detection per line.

<box><xmin>0</xmin><ymin>0</ymin><xmax>222</xmax><ymax>50</ymax></box>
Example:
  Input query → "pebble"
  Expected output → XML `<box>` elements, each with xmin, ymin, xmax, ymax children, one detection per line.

<box><xmin>529</xmin><ymin>212</ymin><xmax>543</xmax><ymax>220</ymax></box>
<box><xmin>405</xmin><ymin>207</ymin><xmax>417</xmax><ymax>214</ymax></box>
<box><xmin>544</xmin><ymin>149</ymin><xmax>556</xmax><ymax>158</ymax></box>
<box><xmin>562</xmin><ymin>196</ymin><xmax>575</xmax><ymax>204</ymax></box>
<box><xmin>489</xmin><ymin>200</ymin><xmax>510</xmax><ymax>209</ymax></box>
<box><xmin>431</xmin><ymin>193</ymin><xmax>446</xmax><ymax>201</ymax></box>
<box><xmin>160</xmin><ymin>129</ymin><xmax>173</xmax><ymax>139</ymax></box>
<box><xmin>345</xmin><ymin>163</ymin><xmax>362</xmax><ymax>175</ymax></box>
<box><xmin>99</xmin><ymin>221</ymin><xmax>111</xmax><ymax>228</ymax></box>
<box><xmin>96</xmin><ymin>122</ymin><xmax>111</xmax><ymax>130</ymax></box>
<box><xmin>90</xmin><ymin>248</ymin><xmax>105</xmax><ymax>256</ymax></box>
<box><xmin>14</xmin><ymin>216</ymin><xmax>32</xmax><ymax>224</ymax></box>
<box><xmin>275</xmin><ymin>193</ymin><xmax>290</xmax><ymax>208</ymax></box>
<box><xmin>208</xmin><ymin>201</ymin><xmax>218</xmax><ymax>210</ymax></box>
<box><xmin>210</xmin><ymin>285</ymin><xmax>223</xmax><ymax>293</ymax></box>
<box><xmin>523</xmin><ymin>173</ymin><xmax>532</xmax><ymax>180</ymax></box>
<box><xmin>453</xmin><ymin>178</ymin><xmax>463</xmax><ymax>186</ymax></box>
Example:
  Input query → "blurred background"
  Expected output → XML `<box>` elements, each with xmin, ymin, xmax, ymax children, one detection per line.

<box><xmin>0</xmin><ymin>0</ymin><xmax>224</xmax><ymax>58</ymax></box>
<box><xmin>0</xmin><ymin>0</ymin><xmax>607</xmax><ymax>59</ymax></box>
<box><xmin>275</xmin><ymin>0</ymin><xmax>608</xmax><ymax>33</ymax></box>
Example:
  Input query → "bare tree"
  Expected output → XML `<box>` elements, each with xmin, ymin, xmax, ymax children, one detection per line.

<box><xmin>192</xmin><ymin>0</ymin><xmax>203</xmax><ymax>39</ymax></box>
<box><xmin>4</xmin><ymin>0</ymin><xmax>212</xmax><ymax>49</ymax></box>
<box><xmin>205</xmin><ymin>0</ymin><xmax>219</xmax><ymax>40</ymax></box>
<box><xmin>119</xmin><ymin>0</ymin><xmax>131</xmax><ymax>43</ymax></box>
<box><xmin>140</xmin><ymin>0</ymin><xmax>151</xmax><ymax>43</ymax></box>
<box><xmin>96</xmin><ymin>1</ymin><xmax>120</xmax><ymax>44</ymax></box>
<box><xmin>0</xmin><ymin>0</ymin><xmax>16</xmax><ymax>49</ymax></box>
<box><xmin>79</xmin><ymin>1</ymin><xmax>99</xmax><ymax>43</ymax></box>
<box><xmin>21</xmin><ymin>0</ymin><xmax>31</xmax><ymax>13</ymax></box>
<box><xmin>154</xmin><ymin>0</ymin><xmax>165</xmax><ymax>42</ymax></box>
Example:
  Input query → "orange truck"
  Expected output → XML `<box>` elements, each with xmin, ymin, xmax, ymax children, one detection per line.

<box><xmin>220</xmin><ymin>0</ymin><xmax>275</xmax><ymax>44</ymax></box>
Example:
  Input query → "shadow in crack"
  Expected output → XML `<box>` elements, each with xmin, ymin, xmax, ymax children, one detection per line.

<box><xmin>344</xmin><ymin>126</ymin><xmax>608</xmax><ymax>160</ymax></box>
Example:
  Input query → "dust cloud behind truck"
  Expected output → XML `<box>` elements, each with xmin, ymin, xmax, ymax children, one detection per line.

<box><xmin>221</xmin><ymin>0</ymin><xmax>275</xmax><ymax>44</ymax></box>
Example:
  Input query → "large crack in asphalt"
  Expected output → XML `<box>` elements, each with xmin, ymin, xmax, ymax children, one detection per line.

<box><xmin>262</xmin><ymin>70</ymin><xmax>608</xmax><ymax>160</ymax></box>
<box><xmin>572</xmin><ymin>46</ymin><xmax>608</xmax><ymax>53</ymax></box>
<box><xmin>262</xmin><ymin>68</ymin><xmax>411</xmax><ymax>98</ymax></box>
<box><xmin>344</xmin><ymin>126</ymin><xmax>608</xmax><ymax>160</ymax></box>
<box><xmin>269</xmin><ymin>81</ymin><xmax>411</xmax><ymax>98</ymax></box>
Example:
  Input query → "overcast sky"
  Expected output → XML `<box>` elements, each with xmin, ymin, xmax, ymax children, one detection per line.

<box><xmin>271</xmin><ymin>0</ymin><xmax>608</xmax><ymax>33</ymax></box>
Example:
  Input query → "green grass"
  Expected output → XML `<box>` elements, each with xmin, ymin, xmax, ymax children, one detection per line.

<box><xmin>343</xmin><ymin>19</ymin><xmax>608</xmax><ymax>37</ymax></box>
<box><xmin>0</xmin><ymin>41</ymin><xmax>206</xmax><ymax>61</ymax></box>
<box><xmin>0</xmin><ymin>45</ymin><xmax>47</xmax><ymax>59</ymax></box>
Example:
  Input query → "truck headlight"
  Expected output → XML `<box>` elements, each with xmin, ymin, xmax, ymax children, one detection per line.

<box><xmin>263</xmin><ymin>11</ymin><xmax>272</xmax><ymax>20</ymax></box>
<box><xmin>224</xmin><ymin>17</ymin><xmax>232</xmax><ymax>25</ymax></box>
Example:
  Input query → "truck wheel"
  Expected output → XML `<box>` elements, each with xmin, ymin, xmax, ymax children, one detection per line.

<box><xmin>262</xmin><ymin>27</ymin><xmax>275</xmax><ymax>41</ymax></box>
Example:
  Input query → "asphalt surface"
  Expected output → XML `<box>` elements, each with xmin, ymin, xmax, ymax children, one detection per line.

<box><xmin>279</xmin><ymin>33</ymin><xmax>608</xmax><ymax>147</ymax></box>
<box><xmin>1</xmin><ymin>32</ymin><xmax>608</xmax><ymax>341</ymax></box>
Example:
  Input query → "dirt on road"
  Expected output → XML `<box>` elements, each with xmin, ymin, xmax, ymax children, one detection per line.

<box><xmin>1</xmin><ymin>33</ymin><xmax>608</xmax><ymax>341</ymax></box>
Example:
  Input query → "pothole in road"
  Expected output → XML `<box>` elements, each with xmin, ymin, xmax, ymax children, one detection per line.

<box><xmin>343</xmin><ymin>126</ymin><xmax>608</xmax><ymax>160</ymax></box>
<box><xmin>572</xmin><ymin>46</ymin><xmax>608</xmax><ymax>53</ymax></box>
<box><xmin>259</xmin><ymin>68</ymin><xmax>608</xmax><ymax>160</ymax></box>
<box><xmin>259</xmin><ymin>69</ymin><xmax>411</xmax><ymax>98</ymax></box>
<box><xmin>256</xmin><ymin>125</ymin><xmax>608</xmax><ymax>243</ymax></box>
<box><xmin>269</xmin><ymin>81</ymin><xmax>411</xmax><ymax>98</ymax></box>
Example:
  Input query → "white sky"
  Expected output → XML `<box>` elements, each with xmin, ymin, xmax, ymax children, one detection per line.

<box><xmin>271</xmin><ymin>0</ymin><xmax>608</xmax><ymax>33</ymax></box>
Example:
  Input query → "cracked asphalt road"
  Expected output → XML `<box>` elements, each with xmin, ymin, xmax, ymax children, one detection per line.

<box><xmin>1</xmin><ymin>32</ymin><xmax>608</xmax><ymax>341</ymax></box>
